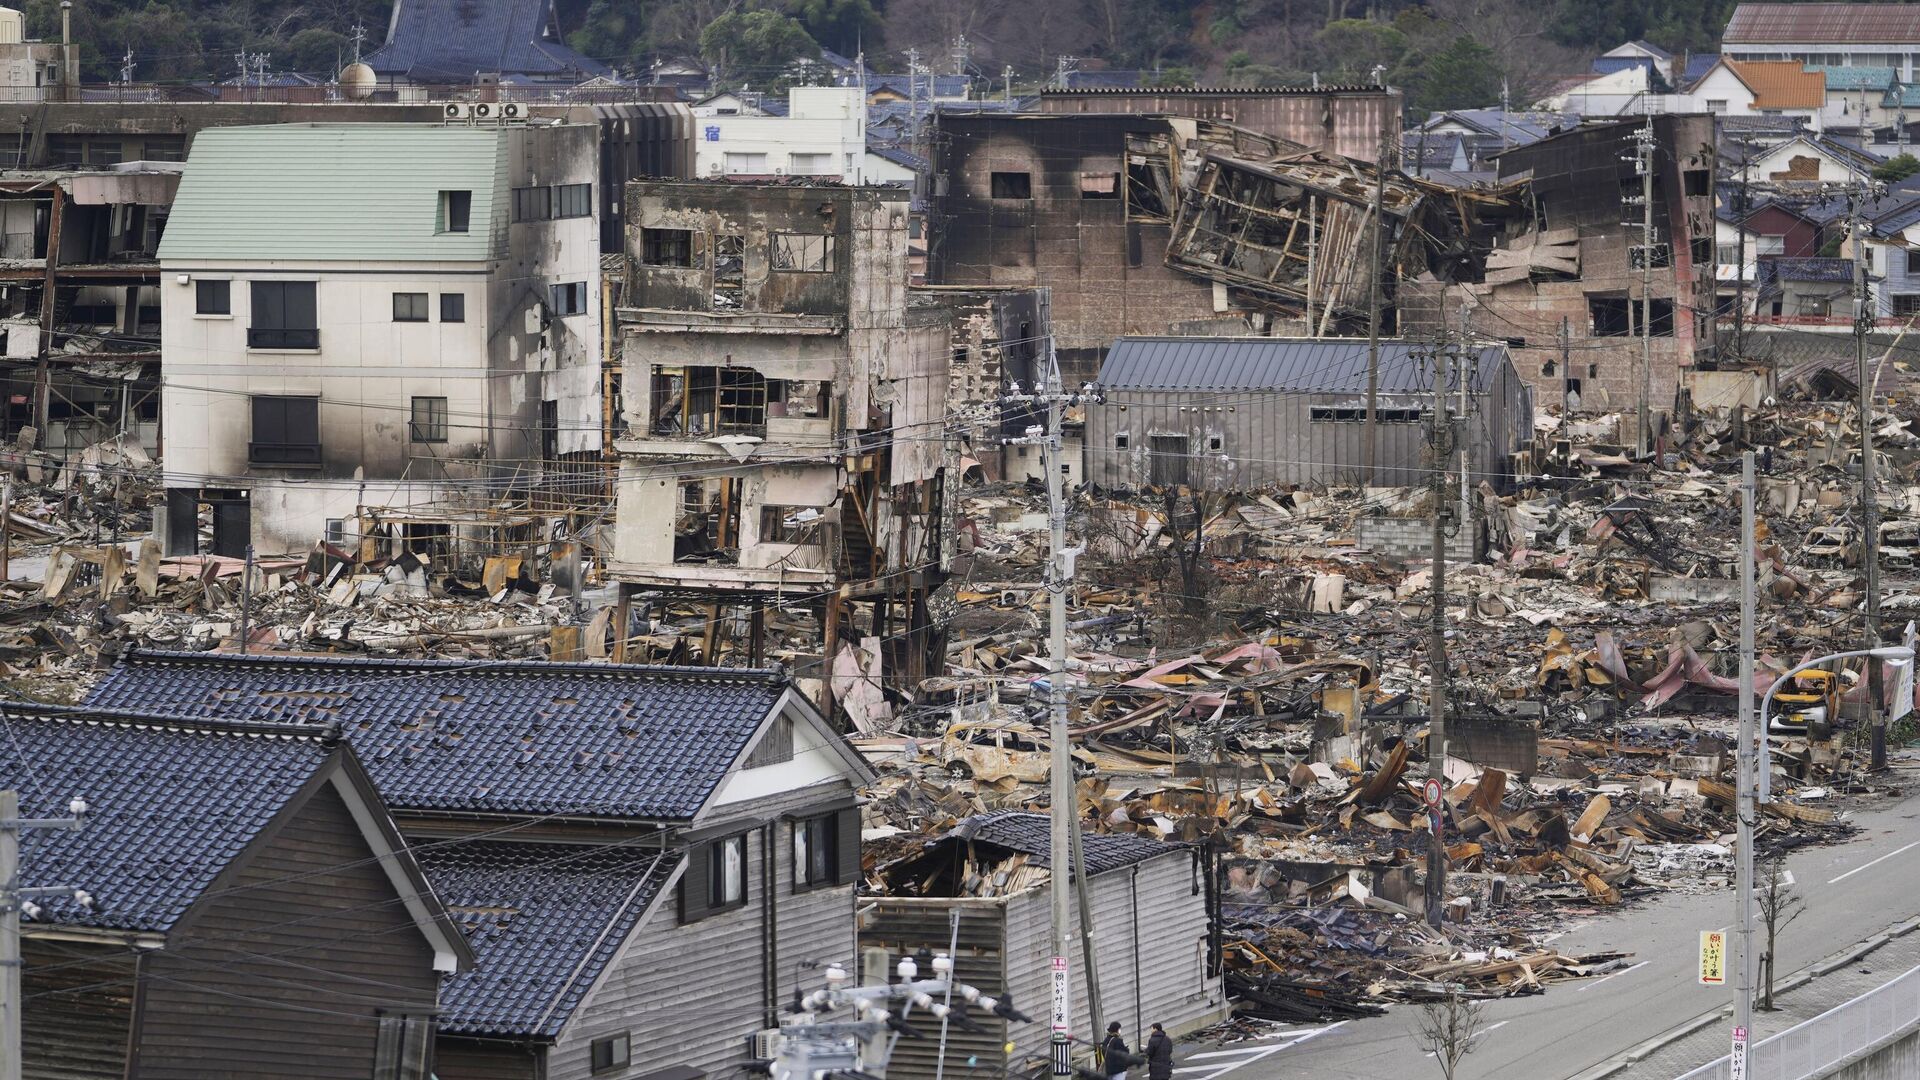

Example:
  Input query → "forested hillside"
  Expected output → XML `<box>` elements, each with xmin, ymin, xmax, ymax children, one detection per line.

<box><xmin>30</xmin><ymin>0</ymin><xmax>1742</xmax><ymax>113</ymax></box>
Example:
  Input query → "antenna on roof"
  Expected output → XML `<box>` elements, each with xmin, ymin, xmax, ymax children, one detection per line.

<box><xmin>349</xmin><ymin>23</ymin><xmax>367</xmax><ymax>65</ymax></box>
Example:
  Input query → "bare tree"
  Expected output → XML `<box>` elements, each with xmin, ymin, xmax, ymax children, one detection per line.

<box><xmin>1415</xmin><ymin>991</ymin><xmax>1488</xmax><ymax>1080</ymax></box>
<box><xmin>1756</xmin><ymin>854</ymin><xmax>1806</xmax><ymax>1011</ymax></box>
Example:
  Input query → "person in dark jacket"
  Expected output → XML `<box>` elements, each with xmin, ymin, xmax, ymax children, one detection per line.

<box><xmin>1145</xmin><ymin>1023</ymin><xmax>1173</xmax><ymax>1080</ymax></box>
<box><xmin>1101</xmin><ymin>1022</ymin><xmax>1132</xmax><ymax>1078</ymax></box>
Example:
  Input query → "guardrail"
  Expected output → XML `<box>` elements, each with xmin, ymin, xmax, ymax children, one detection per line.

<box><xmin>1676</xmin><ymin>963</ymin><xmax>1920</xmax><ymax>1080</ymax></box>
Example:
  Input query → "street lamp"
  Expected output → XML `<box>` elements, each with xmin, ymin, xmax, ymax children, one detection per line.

<box><xmin>1733</xmin><ymin>644</ymin><xmax>1914</xmax><ymax>1073</ymax></box>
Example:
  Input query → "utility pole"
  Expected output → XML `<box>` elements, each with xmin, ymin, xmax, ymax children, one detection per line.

<box><xmin>1004</xmin><ymin>344</ymin><xmax>1091</xmax><ymax>1078</ymax></box>
<box><xmin>238</xmin><ymin>543</ymin><xmax>254</xmax><ymax>653</ymax></box>
<box><xmin>1632</xmin><ymin>115</ymin><xmax>1656</xmax><ymax>457</ymax></box>
<box><xmin>1457</xmin><ymin>302</ymin><xmax>1473</xmax><ymax>559</ymax></box>
<box><xmin>1364</xmin><ymin>112</ymin><xmax>1391</xmax><ymax>484</ymax></box>
<box><xmin>1424</xmin><ymin>334</ymin><xmax>1452</xmax><ymax>928</ymax></box>
<box><xmin>1</xmin><ymin>790</ymin><xmax>90</xmax><ymax>1080</ymax></box>
<box><xmin>1733</xmin><ymin>144</ymin><xmax>1750</xmax><ymax>366</ymax></box>
<box><xmin>1854</xmin><ymin>184</ymin><xmax>1887</xmax><ymax>769</ymax></box>
<box><xmin>1733</xmin><ymin>451</ymin><xmax>1757</xmax><ymax>1079</ymax></box>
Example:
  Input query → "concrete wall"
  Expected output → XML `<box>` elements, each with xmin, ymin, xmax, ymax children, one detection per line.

<box><xmin>693</xmin><ymin>87</ymin><xmax>869</xmax><ymax>181</ymax></box>
<box><xmin>1809</xmin><ymin>1014</ymin><xmax>1920</xmax><ymax>1080</ymax></box>
<box><xmin>1355</xmin><ymin>514</ymin><xmax>1478</xmax><ymax>564</ymax></box>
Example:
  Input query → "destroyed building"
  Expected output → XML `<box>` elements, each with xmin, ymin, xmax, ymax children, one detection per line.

<box><xmin>0</xmin><ymin>165</ymin><xmax>178</xmax><ymax>458</ymax></box>
<box><xmin>1403</xmin><ymin>114</ymin><xmax>1719</xmax><ymax>417</ymax></box>
<box><xmin>926</xmin><ymin>112</ymin><xmax>1497</xmax><ymax>384</ymax></box>
<box><xmin>611</xmin><ymin>180</ymin><xmax>953</xmax><ymax>716</ymax></box>
<box><xmin>158</xmin><ymin>121</ymin><xmax>602</xmax><ymax>556</ymax></box>
<box><xmin>1085</xmin><ymin>336</ymin><xmax>1533</xmax><ymax>491</ymax></box>
<box><xmin>911</xmin><ymin>284</ymin><xmax>1055</xmax><ymax>482</ymax></box>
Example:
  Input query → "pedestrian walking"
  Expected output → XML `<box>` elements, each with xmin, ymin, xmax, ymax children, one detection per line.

<box><xmin>1101</xmin><ymin>1021</ymin><xmax>1132</xmax><ymax>1078</ymax></box>
<box><xmin>1145</xmin><ymin>1022</ymin><xmax>1173</xmax><ymax>1080</ymax></box>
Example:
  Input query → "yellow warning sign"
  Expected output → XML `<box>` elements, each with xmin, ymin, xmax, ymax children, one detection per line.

<box><xmin>1699</xmin><ymin>930</ymin><xmax>1727</xmax><ymax>985</ymax></box>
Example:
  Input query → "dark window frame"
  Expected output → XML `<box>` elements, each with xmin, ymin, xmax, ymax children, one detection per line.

<box><xmin>641</xmin><ymin>228</ymin><xmax>695</xmax><ymax>268</ymax></box>
<box><xmin>589</xmin><ymin>1032</ymin><xmax>631</xmax><ymax>1074</ymax></box>
<box><xmin>440</xmin><ymin>189</ymin><xmax>472</xmax><ymax>234</ymax></box>
<box><xmin>549</xmin><ymin>281</ymin><xmax>588</xmax><ymax>317</ymax></box>
<box><xmin>555</xmin><ymin>183</ymin><xmax>593</xmax><ymax>219</ymax></box>
<box><xmin>769</xmin><ymin>233</ymin><xmax>837</xmax><ymax>273</ymax></box>
<box><xmin>247</xmin><ymin>280</ymin><xmax>318</xmax><ymax>350</ymax></box>
<box><xmin>392</xmin><ymin>292</ymin><xmax>429</xmax><ymax>322</ymax></box>
<box><xmin>194</xmin><ymin>279</ymin><xmax>230</xmax><ymax>316</ymax></box>
<box><xmin>709</xmin><ymin>834</ymin><xmax>747</xmax><ymax>911</ymax></box>
<box><xmin>793</xmin><ymin>813</ymin><xmax>836</xmax><ymax>892</ymax></box>
<box><xmin>439</xmin><ymin>292</ymin><xmax>466</xmax><ymax>323</ymax></box>
<box><xmin>248</xmin><ymin>394</ymin><xmax>321</xmax><ymax>468</ymax></box>
<box><xmin>991</xmin><ymin>171</ymin><xmax>1033</xmax><ymax>199</ymax></box>
<box><xmin>409</xmin><ymin>396</ymin><xmax>448</xmax><ymax>443</ymax></box>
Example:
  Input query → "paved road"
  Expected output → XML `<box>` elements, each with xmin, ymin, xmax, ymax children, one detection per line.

<box><xmin>1185</xmin><ymin>767</ymin><xmax>1920</xmax><ymax>1080</ymax></box>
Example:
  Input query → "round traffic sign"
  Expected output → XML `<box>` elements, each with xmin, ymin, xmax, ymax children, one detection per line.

<box><xmin>1423</xmin><ymin>778</ymin><xmax>1444</xmax><ymax>808</ymax></box>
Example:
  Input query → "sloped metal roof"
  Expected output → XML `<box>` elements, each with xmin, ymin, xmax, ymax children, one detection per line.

<box><xmin>1726</xmin><ymin>3</ymin><xmax>1920</xmax><ymax>44</ymax></box>
<box><xmin>1093</xmin><ymin>337</ymin><xmax>1510</xmax><ymax>395</ymax></box>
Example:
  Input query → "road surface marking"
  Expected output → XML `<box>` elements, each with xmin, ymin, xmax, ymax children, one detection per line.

<box><xmin>1576</xmin><ymin>960</ymin><xmax>1650</xmax><ymax>992</ymax></box>
<box><xmin>1827</xmin><ymin>840</ymin><xmax>1920</xmax><ymax>884</ymax></box>
<box><xmin>1173</xmin><ymin>1023</ymin><xmax>1347</xmax><ymax>1080</ymax></box>
<box><xmin>1424</xmin><ymin>1020</ymin><xmax>1509</xmax><ymax>1058</ymax></box>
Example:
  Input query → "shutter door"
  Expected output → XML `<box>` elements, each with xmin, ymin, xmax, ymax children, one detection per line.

<box><xmin>680</xmin><ymin>841</ymin><xmax>712</xmax><ymax>923</ymax></box>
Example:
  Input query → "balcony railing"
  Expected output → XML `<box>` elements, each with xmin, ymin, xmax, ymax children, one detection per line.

<box><xmin>247</xmin><ymin>328</ymin><xmax>319</xmax><ymax>349</ymax></box>
<box><xmin>248</xmin><ymin>442</ymin><xmax>322</xmax><ymax>467</ymax></box>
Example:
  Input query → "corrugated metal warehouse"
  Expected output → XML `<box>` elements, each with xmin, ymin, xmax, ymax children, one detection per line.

<box><xmin>1084</xmin><ymin>337</ymin><xmax>1534</xmax><ymax>490</ymax></box>
<box><xmin>860</xmin><ymin>813</ymin><xmax>1226</xmax><ymax>1079</ymax></box>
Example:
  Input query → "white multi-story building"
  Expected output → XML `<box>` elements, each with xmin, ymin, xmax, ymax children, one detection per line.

<box><xmin>695</xmin><ymin>86</ymin><xmax>873</xmax><ymax>181</ymax></box>
<box><xmin>158</xmin><ymin>121</ymin><xmax>601</xmax><ymax>555</ymax></box>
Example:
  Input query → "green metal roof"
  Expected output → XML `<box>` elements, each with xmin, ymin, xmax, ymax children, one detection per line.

<box><xmin>158</xmin><ymin>124</ymin><xmax>510</xmax><ymax>263</ymax></box>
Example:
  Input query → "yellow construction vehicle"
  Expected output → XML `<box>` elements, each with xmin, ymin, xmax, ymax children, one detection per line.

<box><xmin>1766</xmin><ymin>668</ymin><xmax>1841</xmax><ymax>736</ymax></box>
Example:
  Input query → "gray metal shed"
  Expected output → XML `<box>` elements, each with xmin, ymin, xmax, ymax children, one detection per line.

<box><xmin>860</xmin><ymin>814</ymin><xmax>1226</xmax><ymax>1079</ymax></box>
<box><xmin>1085</xmin><ymin>337</ymin><xmax>1534</xmax><ymax>490</ymax></box>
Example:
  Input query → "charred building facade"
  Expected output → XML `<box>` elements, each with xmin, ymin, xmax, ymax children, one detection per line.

<box><xmin>1403</xmin><ymin>115</ymin><xmax>1719</xmax><ymax>421</ymax></box>
<box><xmin>1034</xmin><ymin>85</ymin><xmax>1402</xmax><ymax>162</ymax></box>
<box><xmin>611</xmin><ymin>181</ymin><xmax>952</xmax><ymax>721</ymax></box>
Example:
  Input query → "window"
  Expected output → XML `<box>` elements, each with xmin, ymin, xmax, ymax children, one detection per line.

<box><xmin>641</xmin><ymin>228</ymin><xmax>694</xmax><ymax>267</ymax></box>
<box><xmin>991</xmin><ymin>171</ymin><xmax>1032</xmax><ymax>199</ymax></box>
<box><xmin>690</xmin><ymin>834</ymin><xmax>747</xmax><ymax>912</ymax></box>
<box><xmin>1684</xmin><ymin>169</ymin><xmax>1712</xmax><ymax>197</ymax></box>
<box><xmin>554</xmin><ymin>183</ymin><xmax>592</xmax><ymax>218</ymax></box>
<box><xmin>1080</xmin><ymin>172</ymin><xmax>1119</xmax><ymax>199</ymax></box>
<box><xmin>1308</xmin><ymin>406</ymin><xmax>1424</xmax><ymax>422</ymax></box>
<box><xmin>759</xmin><ymin>504</ymin><xmax>821</xmax><ymax>544</ymax></box>
<box><xmin>794</xmin><ymin>810</ymin><xmax>857</xmax><ymax>891</ymax></box>
<box><xmin>724</xmin><ymin>151</ymin><xmax>769</xmax><ymax>173</ymax></box>
<box><xmin>249</xmin><ymin>395</ymin><xmax>320</xmax><ymax>467</ymax></box>
<box><xmin>1794</xmin><ymin>296</ymin><xmax>1832</xmax><ymax>318</ymax></box>
<box><xmin>439</xmin><ymin>189</ymin><xmax>471</xmax><ymax>234</ymax></box>
<box><xmin>770</xmin><ymin>233</ymin><xmax>836</xmax><ymax>272</ymax></box>
<box><xmin>1758</xmin><ymin>234</ymin><xmax>1786</xmax><ymax>256</ymax></box>
<box><xmin>549</xmin><ymin>282</ymin><xmax>588</xmax><ymax>317</ymax></box>
<box><xmin>392</xmin><ymin>292</ymin><xmax>429</xmax><ymax>322</ymax></box>
<box><xmin>590</xmin><ymin>1033</ymin><xmax>631</xmax><ymax>1074</ymax></box>
<box><xmin>713</xmin><ymin>234</ymin><xmax>745</xmax><ymax>309</ymax></box>
<box><xmin>1894</xmin><ymin>294</ymin><xmax>1920</xmax><ymax>316</ymax></box>
<box><xmin>248</xmin><ymin>281</ymin><xmax>318</xmax><ymax>349</ymax></box>
<box><xmin>512</xmin><ymin>185</ymin><xmax>551</xmax><ymax>222</ymax></box>
<box><xmin>440</xmin><ymin>293</ymin><xmax>466</xmax><ymax>323</ymax></box>
<box><xmin>794</xmin><ymin>814</ymin><xmax>835</xmax><ymax>889</ymax></box>
<box><xmin>1206</xmin><ymin>433</ymin><xmax>1224</xmax><ymax>452</ymax></box>
<box><xmin>789</xmin><ymin>152</ymin><xmax>831</xmax><ymax>174</ymax></box>
<box><xmin>1589</xmin><ymin>296</ymin><xmax>1632</xmax><ymax>337</ymax></box>
<box><xmin>410</xmin><ymin>397</ymin><xmax>448</xmax><ymax>443</ymax></box>
<box><xmin>1637</xmin><ymin>298</ymin><xmax>1675</xmax><ymax>335</ymax></box>
<box><xmin>1717</xmin><ymin>242</ymin><xmax>1741</xmax><ymax>265</ymax></box>
<box><xmin>194</xmin><ymin>279</ymin><xmax>230</xmax><ymax>316</ymax></box>
<box><xmin>325</xmin><ymin>518</ymin><xmax>346</xmax><ymax>546</ymax></box>
<box><xmin>372</xmin><ymin>1013</ymin><xmax>433</xmax><ymax>1080</ymax></box>
<box><xmin>1114</xmin><ymin>432</ymin><xmax>1130</xmax><ymax>449</ymax></box>
<box><xmin>1706</xmin><ymin>99</ymin><xmax>1729</xmax><ymax>114</ymax></box>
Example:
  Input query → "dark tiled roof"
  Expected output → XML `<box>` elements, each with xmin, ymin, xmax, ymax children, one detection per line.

<box><xmin>420</xmin><ymin>841</ymin><xmax>679</xmax><ymax>1038</ymax></box>
<box><xmin>1095</xmin><ymin>337</ymin><xmax>1510</xmax><ymax>394</ymax></box>
<box><xmin>84</xmin><ymin>652</ymin><xmax>789</xmax><ymax>820</ymax></box>
<box><xmin>0</xmin><ymin>707</ymin><xmax>330</xmax><ymax>933</ymax></box>
<box><xmin>1725</xmin><ymin>3</ymin><xmax>1920</xmax><ymax>44</ymax></box>
<box><xmin>1683</xmin><ymin>53</ymin><xmax>1721</xmax><ymax>89</ymax></box>
<box><xmin>1761</xmin><ymin>256</ymin><xmax>1855</xmax><ymax>285</ymax></box>
<box><xmin>953</xmin><ymin>812</ymin><xmax>1178</xmax><ymax>875</ymax></box>
<box><xmin>366</xmin><ymin>0</ymin><xmax>611</xmax><ymax>83</ymax></box>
